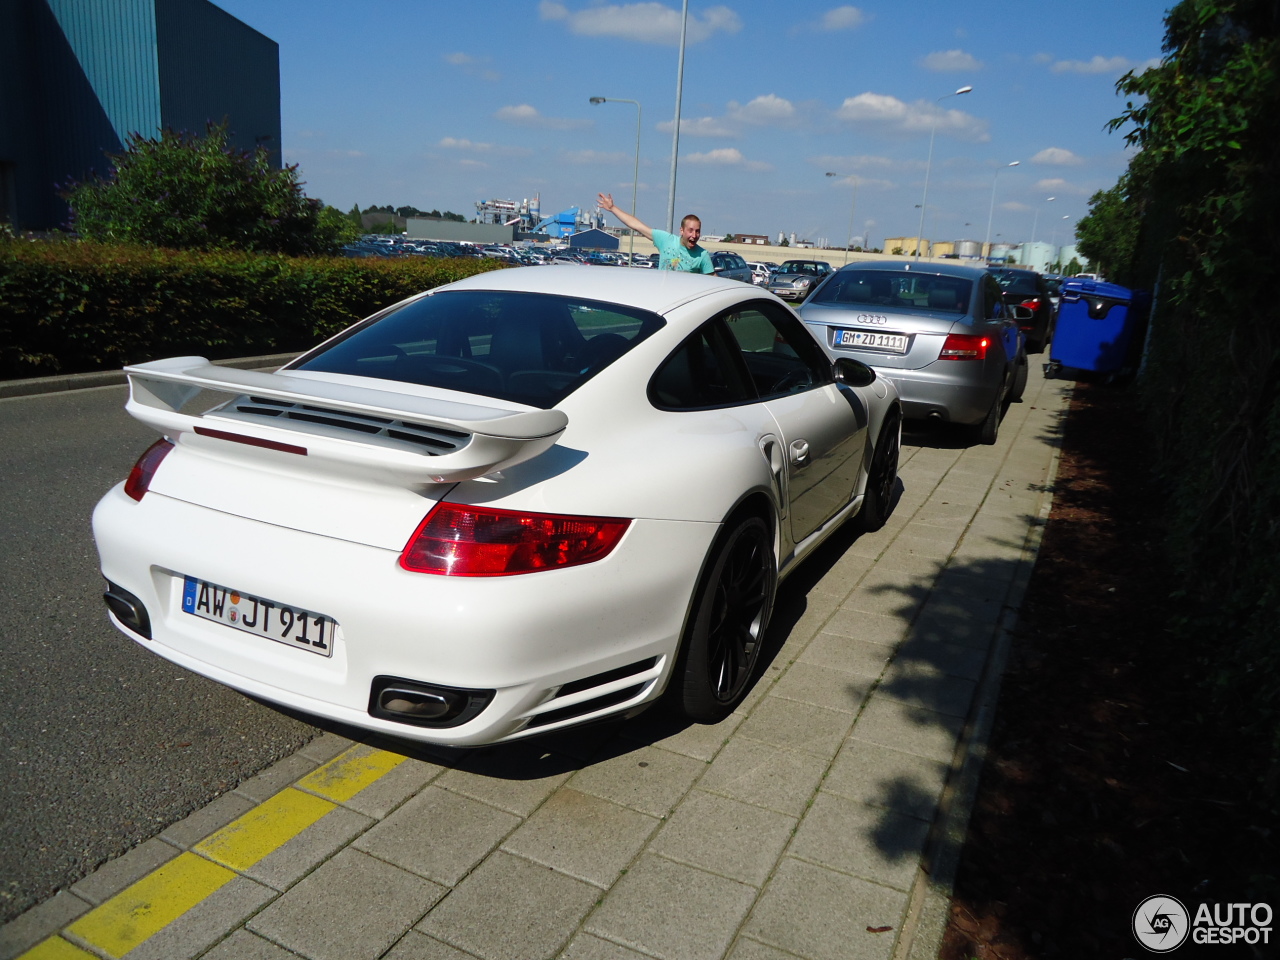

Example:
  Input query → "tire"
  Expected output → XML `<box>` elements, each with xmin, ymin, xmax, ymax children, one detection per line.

<box><xmin>972</xmin><ymin>383</ymin><xmax>1003</xmax><ymax>445</ymax></box>
<box><xmin>676</xmin><ymin>515</ymin><xmax>776</xmax><ymax>723</ymax></box>
<box><xmin>855</xmin><ymin>409</ymin><xmax>901</xmax><ymax>533</ymax></box>
<box><xmin>1009</xmin><ymin>348</ymin><xmax>1029</xmax><ymax>403</ymax></box>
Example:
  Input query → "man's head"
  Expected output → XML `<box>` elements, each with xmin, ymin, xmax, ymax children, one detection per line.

<box><xmin>679</xmin><ymin>214</ymin><xmax>701</xmax><ymax>248</ymax></box>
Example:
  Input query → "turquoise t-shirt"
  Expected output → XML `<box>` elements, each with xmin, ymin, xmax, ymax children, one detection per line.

<box><xmin>652</xmin><ymin>230</ymin><xmax>714</xmax><ymax>273</ymax></box>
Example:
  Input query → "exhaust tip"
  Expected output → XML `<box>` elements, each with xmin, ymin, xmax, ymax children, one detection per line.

<box><xmin>104</xmin><ymin>581</ymin><xmax>152</xmax><ymax>639</ymax></box>
<box><xmin>369</xmin><ymin>676</ymin><xmax>493</xmax><ymax>728</ymax></box>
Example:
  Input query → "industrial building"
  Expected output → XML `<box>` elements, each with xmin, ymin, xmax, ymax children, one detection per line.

<box><xmin>0</xmin><ymin>0</ymin><xmax>279</xmax><ymax>232</ymax></box>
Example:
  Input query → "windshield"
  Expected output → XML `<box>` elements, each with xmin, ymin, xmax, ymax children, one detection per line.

<box><xmin>809</xmin><ymin>270</ymin><xmax>973</xmax><ymax>315</ymax></box>
<box><xmin>780</xmin><ymin>261</ymin><xmax>826</xmax><ymax>276</ymax></box>
<box><xmin>296</xmin><ymin>290</ymin><xmax>665</xmax><ymax>408</ymax></box>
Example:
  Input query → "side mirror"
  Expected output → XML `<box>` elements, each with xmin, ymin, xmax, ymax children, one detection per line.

<box><xmin>834</xmin><ymin>357</ymin><xmax>876</xmax><ymax>387</ymax></box>
<box><xmin>1010</xmin><ymin>305</ymin><xmax>1035</xmax><ymax>322</ymax></box>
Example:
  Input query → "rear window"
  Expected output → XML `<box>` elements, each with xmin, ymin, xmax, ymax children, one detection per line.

<box><xmin>779</xmin><ymin>261</ymin><xmax>826</xmax><ymax>275</ymax></box>
<box><xmin>809</xmin><ymin>270</ymin><xmax>973</xmax><ymax>314</ymax></box>
<box><xmin>296</xmin><ymin>290</ymin><xmax>664</xmax><ymax>408</ymax></box>
<box><xmin>993</xmin><ymin>272</ymin><xmax>1040</xmax><ymax>296</ymax></box>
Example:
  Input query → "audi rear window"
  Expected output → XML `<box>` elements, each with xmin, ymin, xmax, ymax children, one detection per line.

<box><xmin>809</xmin><ymin>271</ymin><xmax>973</xmax><ymax>314</ymax></box>
<box><xmin>296</xmin><ymin>290</ymin><xmax>664</xmax><ymax>408</ymax></box>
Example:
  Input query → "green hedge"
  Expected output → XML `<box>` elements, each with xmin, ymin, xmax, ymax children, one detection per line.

<box><xmin>0</xmin><ymin>241</ymin><xmax>507</xmax><ymax>379</ymax></box>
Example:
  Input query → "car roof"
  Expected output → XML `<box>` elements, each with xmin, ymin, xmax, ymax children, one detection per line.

<box><xmin>437</xmin><ymin>264</ymin><xmax>747</xmax><ymax>314</ymax></box>
<box><xmin>836</xmin><ymin>259</ymin><xmax>990</xmax><ymax>280</ymax></box>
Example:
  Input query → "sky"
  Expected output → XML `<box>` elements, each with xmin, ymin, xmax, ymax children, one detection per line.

<box><xmin>211</xmin><ymin>0</ymin><xmax>1173</xmax><ymax>251</ymax></box>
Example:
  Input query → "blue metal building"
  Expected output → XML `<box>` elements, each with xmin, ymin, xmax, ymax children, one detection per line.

<box><xmin>0</xmin><ymin>0</ymin><xmax>279</xmax><ymax>231</ymax></box>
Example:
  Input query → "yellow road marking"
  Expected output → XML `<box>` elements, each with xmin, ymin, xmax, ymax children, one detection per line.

<box><xmin>17</xmin><ymin>937</ymin><xmax>100</xmax><ymax>960</ymax></box>
<box><xmin>66</xmin><ymin>852</ymin><xmax>234</xmax><ymax>958</ymax></box>
<box><xmin>194</xmin><ymin>788</ymin><xmax>335</xmax><ymax>872</ymax></box>
<box><xmin>297</xmin><ymin>745</ymin><xmax>406</xmax><ymax>802</ymax></box>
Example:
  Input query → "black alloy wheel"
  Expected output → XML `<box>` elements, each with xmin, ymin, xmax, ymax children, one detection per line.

<box><xmin>973</xmin><ymin>377</ymin><xmax>1005</xmax><ymax>445</ymax></box>
<box><xmin>1009</xmin><ymin>347</ymin><xmax>1029</xmax><ymax>403</ymax></box>
<box><xmin>677</xmin><ymin>515</ymin><xmax>776</xmax><ymax>722</ymax></box>
<box><xmin>855</xmin><ymin>410</ymin><xmax>901</xmax><ymax>533</ymax></box>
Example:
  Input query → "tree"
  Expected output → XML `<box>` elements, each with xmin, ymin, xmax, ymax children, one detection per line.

<box><xmin>1065</xmin><ymin>257</ymin><xmax>1083</xmax><ymax>276</ymax></box>
<box><xmin>64</xmin><ymin>122</ymin><xmax>346</xmax><ymax>255</ymax></box>
<box><xmin>1073</xmin><ymin>173</ymin><xmax>1143</xmax><ymax>286</ymax></box>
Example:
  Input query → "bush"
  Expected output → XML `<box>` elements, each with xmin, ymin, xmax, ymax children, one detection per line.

<box><xmin>0</xmin><ymin>240</ymin><xmax>506</xmax><ymax>378</ymax></box>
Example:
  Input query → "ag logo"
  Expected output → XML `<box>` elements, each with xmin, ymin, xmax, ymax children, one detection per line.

<box><xmin>1133</xmin><ymin>895</ymin><xmax>1190</xmax><ymax>952</ymax></box>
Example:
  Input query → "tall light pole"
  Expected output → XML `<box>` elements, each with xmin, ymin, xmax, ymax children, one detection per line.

<box><xmin>590</xmin><ymin>96</ymin><xmax>642</xmax><ymax>262</ymax></box>
<box><xmin>666</xmin><ymin>0</ymin><xmax>689</xmax><ymax>233</ymax></box>
<box><xmin>1051</xmin><ymin>215</ymin><xmax>1070</xmax><ymax>268</ymax></box>
<box><xmin>1032</xmin><ymin>196</ymin><xmax>1055</xmax><ymax>242</ymax></box>
<box><xmin>984</xmin><ymin>160</ymin><xmax>1019</xmax><ymax>260</ymax></box>
<box><xmin>825</xmin><ymin>171</ymin><xmax>858</xmax><ymax>265</ymax></box>
<box><xmin>916</xmin><ymin>85</ymin><xmax>972</xmax><ymax>259</ymax></box>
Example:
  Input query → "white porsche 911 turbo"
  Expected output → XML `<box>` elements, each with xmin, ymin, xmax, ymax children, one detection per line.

<box><xmin>93</xmin><ymin>266</ymin><xmax>901</xmax><ymax>746</ymax></box>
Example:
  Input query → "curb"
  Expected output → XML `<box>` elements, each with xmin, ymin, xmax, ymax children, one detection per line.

<box><xmin>0</xmin><ymin>353</ymin><xmax>303</xmax><ymax>400</ymax></box>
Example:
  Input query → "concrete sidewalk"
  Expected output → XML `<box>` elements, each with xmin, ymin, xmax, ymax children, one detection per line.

<box><xmin>1</xmin><ymin>366</ymin><xmax>1072</xmax><ymax>960</ymax></box>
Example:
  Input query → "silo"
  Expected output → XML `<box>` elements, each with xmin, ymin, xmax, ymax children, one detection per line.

<box><xmin>953</xmin><ymin>239</ymin><xmax>982</xmax><ymax>259</ymax></box>
<box><xmin>990</xmin><ymin>243</ymin><xmax>1017</xmax><ymax>261</ymax></box>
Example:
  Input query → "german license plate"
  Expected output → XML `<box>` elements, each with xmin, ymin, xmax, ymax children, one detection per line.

<box><xmin>836</xmin><ymin>329</ymin><xmax>909</xmax><ymax>353</ymax></box>
<box><xmin>182</xmin><ymin>576</ymin><xmax>335</xmax><ymax>657</ymax></box>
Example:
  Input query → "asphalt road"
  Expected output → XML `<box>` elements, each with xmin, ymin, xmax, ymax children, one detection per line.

<box><xmin>0</xmin><ymin>385</ymin><xmax>319</xmax><ymax>925</ymax></box>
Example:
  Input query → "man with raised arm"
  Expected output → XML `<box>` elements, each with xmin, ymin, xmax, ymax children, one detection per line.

<box><xmin>597</xmin><ymin>192</ymin><xmax>714</xmax><ymax>274</ymax></box>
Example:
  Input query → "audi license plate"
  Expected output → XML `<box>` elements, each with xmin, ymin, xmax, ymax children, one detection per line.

<box><xmin>836</xmin><ymin>329</ymin><xmax>909</xmax><ymax>353</ymax></box>
<box><xmin>182</xmin><ymin>576</ymin><xmax>335</xmax><ymax>657</ymax></box>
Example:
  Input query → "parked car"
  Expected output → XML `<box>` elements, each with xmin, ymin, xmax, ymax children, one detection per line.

<box><xmin>989</xmin><ymin>267</ymin><xmax>1056</xmax><ymax>353</ymax></box>
<box><xmin>94</xmin><ymin>267</ymin><xmax>902</xmax><ymax>746</ymax></box>
<box><xmin>799</xmin><ymin>260</ymin><xmax>1028</xmax><ymax>444</ymax></box>
<box><xmin>765</xmin><ymin>260</ymin><xmax>833</xmax><ymax>301</ymax></box>
<box><xmin>747</xmin><ymin>261</ymin><xmax>776</xmax><ymax>285</ymax></box>
<box><xmin>710</xmin><ymin>250</ymin><xmax>753</xmax><ymax>283</ymax></box>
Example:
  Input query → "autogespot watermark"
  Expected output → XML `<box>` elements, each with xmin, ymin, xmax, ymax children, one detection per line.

<box><xmin>1132</xmin><ymin>895</ymin><xmax>1274</xmax><ymax>952</ymax></box>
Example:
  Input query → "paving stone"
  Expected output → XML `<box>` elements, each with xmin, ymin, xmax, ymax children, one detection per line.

<box><xmin>568</xmin><ymin>743</ymin><xmax>705</xmax><ymax>819</ymax></box>
<box><xmin>839</xmin><ymin>572</ymin><xmax>929</xmax><ymax>621</ymax></box>
<box><xmin>417</xmin><ymin>851</ymin><xmax>599</xmax><ymax>960</ymax></box>
<box><xmin>818</xmin><ymin>608</ymin><xmax>910</xmax><ymax>647</ymax></box>
<box><xmin>907</xmin><ymin>607</ymin><xmax>999</xmax><ymax>652</ymax></box>
<box><xmin>297</xmin><ymin>733</ymin><xmax>354</xmax><ymax>764</ymax></box>
<box><xmin>68</xmin><ymin>837</ymin><xmax>180</xmax><ymax>905</ymax></box>
<box><xmin>352</xmin><ymin>786</ymin><xmax>520</xmax><ymax>886</ymax></box>
<box><xmin>735</xmin><ymin>696</ymin><xmax>853</xmax><ymax>759</ymax></box>
<box><xmin>849</xmin><ymin>695</ymin><xmax>966</xmax><ymax>765</ymax></box>
<box><xmin>332</xmin><ymin>756</ymin><xmax>443</xmax><ymax>820</ymax></box>
<box><xmin>0</xmin><ymin>891</ymin><xmax>91</xmax><ymax>960</ymax></box>
<box><xmin>822</xmin><ymin>740</ymin><xmax>950</xmax><ymax>822</ymax></box>
<box><xmin>876</xmin><ymin>663</ymin><xmax>978</xmax><ymax>719</ymax></box>
<box><xmin>798</xmin><ymin>630</ymin><xmax>896</xmax><ymax>679</ymax></box>
<box><xmin>384</xmin><ymin>930</ymin><xmax>480</xmax><ymax>960</ymax></box>
<box><xmin>790</xmin><ymin>792</ymin><xmax>931</xmax><ymax>891</ymax></box>
<box><xmin>769</xmin><ymin>660</ymin><xmax>874</xmax><ymax>715</ymax></box>
<box><xmin>870</xmin><ymin>546</ymin><xmax>948</xmax><ymax>579</ymax></box>
<box><xmin>618</xmin><ymin>709</ymin><xmax>742</xmax><ymax>762</ymax></box>
<box><xmin>649</xmin><ymin>789</ymin><xmax>796</xmax><ymax>886</ymax></box>
<box><xmin>246</xmin><ymin>805</ymin><xmax>373</xmax><ymax>892</ymax></box>
<box><xmin>248</xmin><ymin>849</ymin><xmax>444</xmax><ymax>960</ymax></box>
<box><xmin>115</xmin><ymin>875</ymin><xmax>277</xmax><ymax>960</ymax></box>
<box><xmin>437</xmin><ymin>743</ymin><xmax>577</xmax><ymax>817</ymax></box>
<box><xmin>500</xmin><ymin>788</ymin><xmax>659</xmax><ymax>887</ymax></box>
<box><xmin>233</xmin><ymin>753</ymin><xmax>321</xmax><ymax>804</ymax></box>
<box><xmin>697</xmin><ymin>737</ymin><xmax>828</xmax><ymax>817</ymax></box>
<box><xmin>726</xmin><ymin>938</ymin><xmax>812</xmax><ymax>960</ymax></box>
<box><xmin>742</xmin><ymin>858</ymin><xmax>909</xmax><ymax>960</ymax></box>
<box><xmin>584</xmin><ymin>854</ymin><xmax>757</xmax><ymax>960</ymax></box>
<box><xmin>202</xmin><ymin>929</ymin><xmax>302</xmax><ymax>960</ymax></box>
<box><xmin>159</xmin><ymin>792</ymin><xmax>257</xmax><ymax>849</ymax></box>
<box><xmin>559</xmin><ymin>933</ymin><xmax>653</xmax><ymax>960</ymax></box>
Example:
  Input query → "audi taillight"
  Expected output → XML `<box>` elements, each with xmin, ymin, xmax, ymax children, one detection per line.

<box><xmin>123</xmin><ymin>439</ymin><xmax>174</xmax><ymax>501</ymax></box>
<box><xmin>400</xmin><ymin>502</ymin><xmax>631</xmax><ymax>576</ymax></box>
<box><xmin>938</xmin><ymin>334</ymin><xmax>991</xmax><ymax>360</ymax></box>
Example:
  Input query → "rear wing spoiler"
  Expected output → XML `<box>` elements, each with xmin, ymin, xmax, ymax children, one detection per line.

<box><xmin>123</xmin><ymin>357</ymin><xmax>568</xmax><ymax>484</ymax></box>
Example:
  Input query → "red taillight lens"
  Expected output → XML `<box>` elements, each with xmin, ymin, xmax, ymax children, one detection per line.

<box><xmin>938</xmin><ymin>334</ymin><xmax>990</xmax><ymax>361</ymax></box>
<box><xmin>1019</xmin><ymin>298</ymin><xmax>1042</xmax><ymax>312</ymax></box>
<box><xmin>400</xmin><ymin>502</ymin><xmax>631</xmax><ymax>577</ymax></box>
<box><xmin>123</xmin><ymin>439</ymin><xmax>174</xmax><ymax>501</ymax></box>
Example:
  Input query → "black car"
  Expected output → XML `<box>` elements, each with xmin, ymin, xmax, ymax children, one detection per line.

<box><xmin>990</xmin><ymin>267</ymin><xmax>1055</xmax><ymax>353</ymax></box>
<box><xmin>711</xmin><ymin>250</ymin><xmax>753</xmax><ymax>283</ymax></box>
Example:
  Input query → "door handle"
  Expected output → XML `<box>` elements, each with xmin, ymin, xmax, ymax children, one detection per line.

<box><xmin>789</xmin><ymin>440</ymin><xmax>810</xmax><ymax>465</ymax></box>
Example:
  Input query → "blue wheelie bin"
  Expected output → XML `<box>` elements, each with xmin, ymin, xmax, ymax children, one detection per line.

<box><xmin>1044</xmin><ymin>279</ymin><xmax>1147</xmax><ymax>381</ymax></box>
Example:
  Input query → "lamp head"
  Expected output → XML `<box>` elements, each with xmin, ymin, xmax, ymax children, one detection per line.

<box><xmin>955</xmin><ymin>85</ymin><xmax>973</xmax><ymax>95</ymax></box>
<box><xmin>1008</xmin><ymin>160</ymin><xmax>1020</xmax><ymax>167</ymax></box>
<box><xmin>589</xmin><ymin>97</ymin><xmax>606</xmax><ymax>104</ymax></box>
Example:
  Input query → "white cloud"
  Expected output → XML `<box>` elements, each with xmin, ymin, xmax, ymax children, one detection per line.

<box><xmin>728</xmin><ymin>94</ymin><xmax>796</xmax><ymax>125</ymax></box>
<box><xmin>561</xmin><ymin>149</ymin><xmax>629</xmax><ymax>165</ymax></box>
<box><xmin>820</xmin><ymin>6</ymin><xmax>866</xmax><ymax>30</ymax></box>
<box><xmin>1050</xmin><ymin>55</ymin><xmax>1151</xmax><ymax>75</ymax></box>
<box><xmin>657</xmin><ymin>116</ymin><xmax>737</xmax><ymax>137</ymax></box>
<box><xmin>493</xmin><ymin>104</ymin><xmax>589</xmax><ymax>131</ymax></box>
<box><xmin>1031</xmin><ymin>147</ymin><xmax>1084</xmax><ymax>166</ymax></box>
<box><xmin>1036</xmin><ymin>178</ymin><xmax>1090</xmax><ymax>195</ymax></box>
<box><xmin>835</xmin><ymin>93</ymin><xmax>989</xmax><ymax>142</ymax></box>
<box><xmin>443</xmin><ymin>51</ymin><xmax>501</xmax><ymax>81</ymax></box>
<box><xmin>683</xmin><ymin>148</ymin><xmax>772</xmax><ymax>172</ymax></box>
<box><xmin>541</xmin><ymin>2</ymin><xmax>742</xmax><ymax>45</ymax></box>
<box><xmin>920</xmin><ymin>49</ymin><xmax>982</xmax><ymax>72</ymax></box>
<box><xmin>440</xmin><ymin>137</ymin><xmax>493</xmax><ymax>151</ymax></box>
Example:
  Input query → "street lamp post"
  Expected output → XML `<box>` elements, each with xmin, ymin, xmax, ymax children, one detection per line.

<box><xmin>666</xmin><ymin>0</ymin><xmax>689</xmax><ymax>233</ymax></box>
<box><xmin>825</xmin><ymin>171</ymin><xmax>858</xmax><ymax>266</ymax></box>
<box><xmin>1051</xmin><ymin>215</ymin><xmax>1070</xmax><ymax>268</ymax></box>
<box><xmin>590</xmin><ymin>96</ymin><xmax>642</xmax><ymax>262</ymax></box>
<box><xmin>984</xmin><ymin>160</ymin><xmax>1019</xmax><ymax>260</ymax></box>
<box><xmin>916</xmin><ymin>85</ymin><xmax>972</xmax><ymax>259</ymax></box>
<box><xmin>1032</xmin><ymin>196</ymin><xmax>1055</xmax><ymax>243</ymax></box>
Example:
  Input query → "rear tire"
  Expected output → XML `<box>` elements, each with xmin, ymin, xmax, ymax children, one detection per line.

<box><xmin>1009</xmin><ymin>348</ymin><xmax>1029</xmax><ymax>403</ymax></box>
<box><xmin>676</xmin><ymin>515</ymin><xmax>776</xmax><ymax>723</ymax></box>
<box><xmin>855</xmin><ymin>409</ymin><xmax>901</xmax><ymax>533</ymax></box>
<box><xmin>973</xmin><ymin>385</ymin><xmax>1003</xmax><ymax>445</ymax></box>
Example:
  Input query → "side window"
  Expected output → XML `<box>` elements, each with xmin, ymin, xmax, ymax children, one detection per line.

<box><xmin>722</xmin><ymin>302</ymin><xmax>832</xmax><ymax>399</ymax></box>
<box><xmin>649</xmin><ymin>321</ymin><xmax>756</xmax><ymax>409</ymax></box>
<box><xmin>984</xmin><ymin>275</ymin><xmax>1005</xmax><ymax>319</ymax></box>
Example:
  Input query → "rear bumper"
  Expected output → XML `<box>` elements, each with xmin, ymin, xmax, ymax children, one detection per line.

<box><xmin>869</xmin><ymin>366</ymin><xmax>1000</xmax><ymax>424</ymax></box>
<box><xmin>92</xmin><ymin>484</ymin><xmax>716</xmax><ymax>746</ymax></box>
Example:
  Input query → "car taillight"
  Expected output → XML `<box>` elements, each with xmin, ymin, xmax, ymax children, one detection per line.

<box><xmin>400</xmin><ymin>502</ymin><xmax>631</xmax><ymax>576</ymax></box>
<box><xmin>123</xmin><ymin>439</ymin><xmax>174</xmax><ymax>501</ymax></box>
<box><xmin>938</xmin><ymin>334</ymin><xmax>990</xmax><ymax>360</ymax></box>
